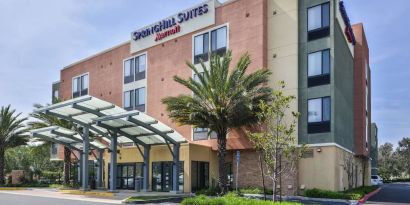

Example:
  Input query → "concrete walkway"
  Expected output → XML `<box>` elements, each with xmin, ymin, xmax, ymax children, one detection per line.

<box><xmin>0</xmin><ymin>188</ymin><xmax>123</xmax><ymax>204</ymax></box>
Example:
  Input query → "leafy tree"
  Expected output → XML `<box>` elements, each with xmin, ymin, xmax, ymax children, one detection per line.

<box><xmin>247</xmin><ymin>82</ymin><xmax>302</xmax><ymax>201</ymax></box>
<box><xmin>28</xmin><ymin>103</ymin><xmax>74</xmax><ymax>185</ymax></box>
<box><xmin>0</xmin><ymin>105</ymin><xmax>28</xmax><ymax>184</ymax></box>
<box><xmin>378</xmin><ymin>142</ymin><xmax>402</xmax><ymax>180</ymax></box>
<box><xmin>162</xmin><ymin>51</ymin><xmax>272</xmax><ymax>194</ymax></box>
<box><xmin>396</xmin><ymin>137</ymin><xmax>410</xmax><ymax>177</ymax></box>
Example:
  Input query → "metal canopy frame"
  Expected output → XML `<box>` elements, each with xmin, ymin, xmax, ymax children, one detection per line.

<box><xmin>32</xmin><ymin>95</ymin><xmax>186</xmax><ymax>193</ymax></box>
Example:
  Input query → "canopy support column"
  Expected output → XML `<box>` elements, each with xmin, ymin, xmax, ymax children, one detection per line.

<box><xmin>109</xmin><ymin>133</ymin><xmax>118</xmax><ymax>192</ymax></box>
<box><xmin>171</xmin><ymin>144</ymin><xmax>180</xmax><ymax>193</ymax></box>
<box><xmin>142</xmin><ymin>145</ymin><xmax>150</xmax><ymax>192</ymax></box>
<box><xmin>81</xmin><ymin>127</ymin><xmax>90</xmax><ymax>191</ymax></box>
<box><xmin>97</xmin><ymin>150</ymin><xmax>104</xmax><ymax>189</ymax></box>
<box><xmin>78</xmin><ymin>151</ymin><xmax>83</xmax><ymax>184</ymax></box>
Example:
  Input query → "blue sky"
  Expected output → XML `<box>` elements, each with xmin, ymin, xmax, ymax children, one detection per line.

<box><xmin>0</xmin><ymin>0</ymin><xmax>408</xmax><ymax>147</ymax></box>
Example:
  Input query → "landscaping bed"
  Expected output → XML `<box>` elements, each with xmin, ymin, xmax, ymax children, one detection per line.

<box><xmin>304</xmin><ymin>186</ymin><xmax>379</xmax><ymax>200</ymax></box>
<box><xmin>181</xmin><ymin>193</ymin><xmax>301</xmax><ymax>205</ymax></box>
<box><xmin>125</xmin><ymin>195</ymin><xmax>186</xmax><ymax>204</ymax></box>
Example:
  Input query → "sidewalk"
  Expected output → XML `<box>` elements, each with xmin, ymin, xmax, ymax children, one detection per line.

<box><xmin>0</xmin><ymin>188</ymin><xmax>123</xmax><ymax>204</ymax></box>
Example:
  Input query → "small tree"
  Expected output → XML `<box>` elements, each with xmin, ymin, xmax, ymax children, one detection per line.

<box><xmin>248</xmin><ymin>82</ymin><xmax>303</xmax><ymax>201</ymax></box>
<box><xmin>341</xmin><ymin>152</ymin><xmax>355</xmax><ymax>190</ymax></box>
<box><xmin>0</xmin><ymin>105</ymin><xmax>27</xmax><ymax>185</ymax></box>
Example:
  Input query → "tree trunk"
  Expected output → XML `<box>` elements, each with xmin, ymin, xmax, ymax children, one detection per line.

<box><xmin>63</xmin><ymin>146</ymin><xmax>71</xmax><ymax>185</ymax></box>
<box><xmin>217</xmin><ymin>129</ymin><xmax>228</xmax><ymax>195</ymax></box>
<box><xmin>0</xmin><ymin>147</ymin><xmax>4</xmax><ymax>185</ymax></box>
<box><xmin>259</xmin><ymin>153</ymin><xmax>266</xmax><ymax>200</ymax></box>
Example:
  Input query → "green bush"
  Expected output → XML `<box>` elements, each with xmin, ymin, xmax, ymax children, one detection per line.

<box><xmin>304</xmin><ymin>186</ymin><xmax>379</xmax><ymax>200</ymax></box>
<box><xmin>239</xmin><ymin>187</ymin><xmax>273</xmax><ymax>195</ymax></box>
<box><xmin>181</xmin><ymin>194</ymin><xmax>301</xmax><ymax>205</ymax></box>
<box><xmin>195</xmin><ymin>187</ymin><xmax>220</xmax><ymax>196</ymax></box>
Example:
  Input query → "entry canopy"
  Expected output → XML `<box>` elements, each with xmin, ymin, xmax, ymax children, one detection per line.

<box><xmin>30</xmin><ymin>126</ymin><xmax>108</xmax><ymax>151</ymax></box>
<box><xmin>32</xmin><ymin>95</ymin><xmax>186</xmax><ymax>146</ymax></box>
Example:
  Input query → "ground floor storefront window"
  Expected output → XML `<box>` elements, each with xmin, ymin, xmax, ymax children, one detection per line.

<box><xmin>108</xmin><ymin>163</ymin><xmax>143</xmax><ymax>190</ymax></box>
<box><xmin>191</xmin><ymin>161</ymin><xmax>209</xmax><ymax>192</ymax></box>
<box><xmin>152</xmin><ymin>161</ymin><xmax>184</xmax><ymax>192</ymax></box>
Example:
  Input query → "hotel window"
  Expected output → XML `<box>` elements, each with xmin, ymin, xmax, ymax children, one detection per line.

<box><xmin>72</xmin><ymin>74</ymin><xmax>88</xmax><ymax>98</ymax></box>
<box><xmin>123</xmin><ymin>54</ymin><xmax>146</xmax><ymax>84</ymax></box>
<box><xmin>135</xmin><ymin>54</ymin><xmax>146</xmax><ymax>81</ymax></box>
<box><xmin>308</xmin><ymin>49</ymin><xmax>330</xmax><ymax>87</ymax></box>
<box><xmin>307</xmin><ymin>2</ymin><xmax>330</xmax><ymax>41</ymax></box>
<box><xmin>308</xmin><ymin>97</ymin><xmax>330</xmax><ymax>133</ymax></box>
<box><xmin>123</xmin><ymin>90</ymin><xmax>134</xmax><ymax>111</ymax></box>
<box><xmin>194</xmin><ymin>26</ymin><xmax>227</xmax><ymax>64</ymax></box>
<box><xmin>124</xmin><ymin>58</ymin><xmax>134</xmax><ymax>84</ymax></box>
<box><xmin>135</xmin><ymin>87</ymin><xmax>146</xmax><ymax>112</ymax></box>
<box><xmin>194</xmin><ymin>33</ymin><xmax>209</xmax><ymax>64</ymax></box>
<box><xmin>211</xmin><ymin>26</ymin><xmax>227</xmax><ymax>56</ymax></box>
<box><xmin>193</xmin><ymin>127</ymin><xmax>217</xmax><ymax>141</ymax></box>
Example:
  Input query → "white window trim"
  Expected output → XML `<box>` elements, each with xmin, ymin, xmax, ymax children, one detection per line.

<box><xmin>190</xmin><ymin>23</ymin><xmax>229</xmax><ymax>141</ymax></box>
<box><xmin>191</xmin><ymin>23</ymin><xmax>230</xmax><ymax>65</ymax></box>
<box><xmin>122</xmin><ymin>51</ymin><xmax>148</xmax><ymax>112</ymax></box>
<box><xmin>71</xmin><ymin>72</ymin><xmax>89</xmax><ymax>98</ymax></box>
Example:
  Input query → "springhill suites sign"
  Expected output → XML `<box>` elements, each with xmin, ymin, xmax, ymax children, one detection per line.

<box><xmin>130</xmin><ymin>0</ymin><xmax>216</xmax><ymax>53</ymax></box>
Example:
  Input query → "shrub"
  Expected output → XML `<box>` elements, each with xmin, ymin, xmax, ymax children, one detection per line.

<box><xmin>181</xmin><ymin>194</ymin><xmax>301</xmax><ymax>205</ymax></box>
<box><xmin>304</xmin><ymin>186</ymin><xmax>379</xmax><ymax>200</ymax></box>
<box><xmin>239</xmin><ymin>187</ymin><xmax>273</xmax><ymax>195</ymax></box>
<box><xmin>195</xmin><ymin>187</ymin><xmax>220</xmax><ymax>196</ymax></box>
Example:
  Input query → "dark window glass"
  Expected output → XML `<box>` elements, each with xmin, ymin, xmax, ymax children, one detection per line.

<box><xmin>211</xmin><ymin>26</ymin><xmax>227</xmax><ymax>56</ymax></box>
<box><xmin>123</xmin><ymin>90</ymin><xmax>134</xmax><ymax>111</ymax></box>
<box><xmin>308</xmin><ymin>97</ymin><xmax>331</xmax><ymax>133</ymax></box>
<box><xmin>191</xmin><ymin>161</ymin><xmax>209</xmax><ymax>192</ymax></box>
<box><xmin>135</xmin><ymin>87</ymin><xmax>145</xmax><ymax>112</ymax></box>
<box><xmin>194</xmin><ymin>33</ymin><xmax>209</xmax><ymax>64</ymax></box>
<box><xmin>124</xmin><ymin>59</ymin><xmax>134</xmax><ymax>84</ymax></box>
<box><xmin>308</xmin><ymin>49</ymin><xmax>330</xmax><ymax>87</ymax></box>
<box><xmin>307</xmin><ymin>2</ymin><xmax>330</xmax><ymax>41</ymax></box>
<box><xmin>72</xmin><ymin>74</ymin><xmax>88</xmax><ymax>98</ymax></box>
<box><xmin>135</xmin><ymin>55</ymin><xmax>146</xmax><ymax>81</ymax></box>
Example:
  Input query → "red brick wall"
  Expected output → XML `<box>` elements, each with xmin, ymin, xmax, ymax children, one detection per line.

<box><xmin>352</xmin><ymin>24</ymin><xmax>371</xmax><ymax>157</ymax></box>
<box><xmin>59</xmin><ymin>0</ymin><xmax>267</xmax><ymax>150</ymax></box>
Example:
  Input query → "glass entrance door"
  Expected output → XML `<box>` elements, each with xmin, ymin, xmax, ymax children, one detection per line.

<box><xmin>152</xmin><ymin>161</ymin><xmax>184</xmax><ymax>192</ymax></box>
<box><xmin>108</xmin><ymin>163</ymin><xmax>143</xmax><ymax>190</ymax></box>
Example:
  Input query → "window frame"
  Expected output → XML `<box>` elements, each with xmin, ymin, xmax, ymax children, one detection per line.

<box><xmin>307</xmin><ymin>2</ymin><xmax>330</xmax><ymax>32</ymax></box>
<box><xmin>307</xmin><ymin>96</ymin><xmax>331</xmax><ymax>134</ymax></box>
<box><xmin>307</xmin><ymin>2</ymin><xmax>330</xmax><ymax>41</ymax></box>
<box><xmin>72</xmin><ymin>72</ymin><xmax>89</xmax><ymax>98</ymax></box>
<box><xmin>123</xmin><ymin>52</ymin><xmax>147</xmax><ymax>84</ymax></box>
<box><xmin>307</xmin><ymin>49</ymin><xmax>331</xmax><ymax>87</ymax></box>
<box><xmin>192</xmin><ymin>23</ymin><xmax>229</xmax><ymax>65</ymax></box>
<box><xmin>135</xmin><ymin>87</ymin><xmax>146</xmax><ymax>112</ymax></box>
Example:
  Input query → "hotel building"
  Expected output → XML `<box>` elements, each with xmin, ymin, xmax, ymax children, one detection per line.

<box><xmin>50</xmin><ymin>0</ymin><xmax>372</xmax><ymax>194</ymax></box>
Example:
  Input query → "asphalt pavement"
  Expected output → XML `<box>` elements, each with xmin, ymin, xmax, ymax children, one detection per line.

<box><xmin>367</xmin><ymin>182</ymin><xmax>410</xmax><ymax>205</ymax></box>
<box><xmin>0</xmin><ymin>192</ymin><xmax>116</xmax><ymax>205</ymax></box>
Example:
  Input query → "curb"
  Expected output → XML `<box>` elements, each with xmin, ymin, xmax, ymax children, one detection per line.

<box><xmin>59</xmin><ymin>189</ymin><xmax>115</xmax><ymax>197</ymax></box>
<box><xmin>357</xmin><ymin>187</ymin><xmax>381</xmax><ymax>204</ymax></box>
<box><xmin>0</xmin><ymin>187</ymin><xmax>27</xmax><ymax>191</ymax></box>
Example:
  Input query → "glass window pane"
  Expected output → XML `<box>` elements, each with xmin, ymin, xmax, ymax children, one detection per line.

<box><xmin>138</xmin><ymin>55</ymin><xmax>146</xmax><ymax>72</ymax></box>
<box><xmin>308</xmin><ymin>5</ymin><xmax>321</xmax><ymax>31</ymax></box>
<box><xmin>82</xmin><ymin>74</ymin><xmax>88</xmax><ymax>89</ymax></box>
<box><xmin>73</xmin><ymin>78</ymin><xmax>78</xmax><ymax>92</ymax></box>
<box><xmin>216</xmin><ymin>27</ymin><xmax>227</xmax><ymax>49</ymax></box>
<box><xmin>124</xmin><ymin>91</ymin><xmax>131</xmax><ymax>108</ymax></box>
<box><xmin>308</xmin><ymin>98</ymin><xmax>322</xmax><ymax>122</ymax></box>
<box><xmin>322</xmin><ymin>50</ymin><xmax>330</xmax><ymax>74</ymax></box>
<box><xmin>323</xmin><ymin>97</ymin><xmax>331</xmax><ymax>121</ymax></box>
<box><xmin>203</xmin><ymin>33</ymin><xmax>209</xmax><ymax>54</ymax></box>
<box><xmin>138</xmin><ymin>87</ymin><xmax>145</xmax><ymax>105</ymax></box>
<box><xmin>124</xmin><ymin>59</ymin><xmax>132</xmax><ymax>76</ymax></box>
<box><xmin>322</xmin><ymin>3</ymin><xmax>330</xmax><ymax>27</ymax></box>
<box><xmin>308</xmin><ymin>51</ymin><xmax>322</xmax><ymax>76</ymax></box>
<box><xmin>211</xmin><ymin>30</ymin><xmax>217</xmax><ymax>51</ymax></box>
<box><xmin>194</xmin><ymin>35</ymin><xmax>204</xmax><ymax>55</ymax></box>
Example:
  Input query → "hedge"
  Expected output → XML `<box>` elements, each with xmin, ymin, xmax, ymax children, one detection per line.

<box><xmin>304</xmin><ymin>186</ymin><xmax>379</xmax><ymax>200</ymax></box>
<box><xmin>182</xmin><ymin>193</ymin><xmax>301</xmax><ymax>205</ymax></box>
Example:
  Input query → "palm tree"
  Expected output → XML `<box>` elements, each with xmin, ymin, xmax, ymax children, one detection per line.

<box><xmin>162</xmin><ymin>51</ymin><xmax>272</xmax><ymax>194</ymax></box>
<box><xmin>0</xmin><ymin>105</ymin><xmax>28</xmax><ymax>185</ymax></box>
<box><xmin>29</xmin><ymin>103</ymin><xmax>74</xmax><ymax>185</ymax></box>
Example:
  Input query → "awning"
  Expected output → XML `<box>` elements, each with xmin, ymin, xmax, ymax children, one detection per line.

<box><xmin>32</xmin><ymin>95</ymin><xmax>186</xmax><ymax>146</ymax></box>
